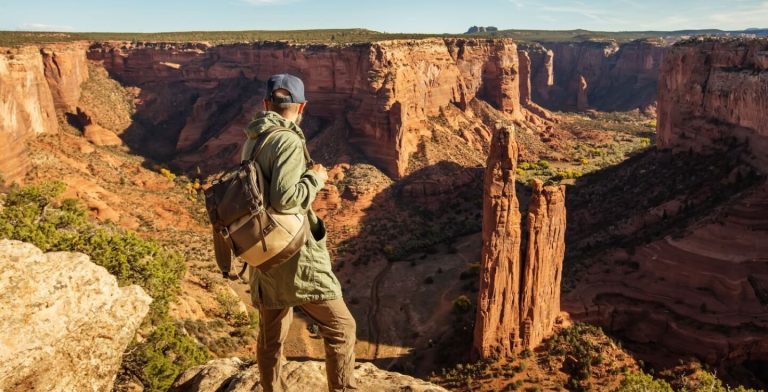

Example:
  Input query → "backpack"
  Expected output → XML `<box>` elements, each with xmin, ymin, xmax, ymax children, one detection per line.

<box><xmin>205</xmin><ymin>126</ymin><xmax>312</xmax><ymax>279</ymax></box>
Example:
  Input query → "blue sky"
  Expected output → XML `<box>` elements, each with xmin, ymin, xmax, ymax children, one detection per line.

<box><xmin>1</xmin><ymin>0</ymin><xmax>766</xmax><ymax>33</ymax></box>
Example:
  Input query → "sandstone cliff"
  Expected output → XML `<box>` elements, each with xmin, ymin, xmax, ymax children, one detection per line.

<box><xmin>0</xmin><ymin>240</ymin><xmax>152</xmax><ymax>392</ymax></box>
<box><xmin>0</xmin><ymin>47</ymin><xmax>57</xmax><ymax>183</ymax></box>
<box><xmin>88</xmin><ymin>38</ymin><xmax>526</xmax><ymax>178</ymax></box>
<box><xmin>657</xmin><ymin>37</ymin><xmax>768</xmax><ymax>172</ymax></box>
<box><xmin>170</xmin><ymin>358</ymin><xmax>448</xmax><ymax>392</ymax></box>
<box><xmin>473</xmin><ymin>125</ymin><xmax>566</xmax><ymax>359</ymax></box>
<box><xmin>523</xmin><ymin>39</ymin><xmax>665</xmax><ymax>112</ymax></box>
<box><xmin>0</xmin><ymin>43</ymin><xmax>89</xmax><ymax>184</ymax></box>
<box><xmin>563</xmin><ymin>38</ymin><xmax>768</xmax><ymax>384</ymax></box>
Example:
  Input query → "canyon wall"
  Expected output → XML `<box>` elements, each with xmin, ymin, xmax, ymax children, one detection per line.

<box><xmin>473</xmin><ymin>125</ymin><xmax>566</xmax><ymax>359</ymax></box>
<box><xmin>657</xmin><ymin>38</ymin><xmax>768</xmax><ymax>172</ymax></box>
<box><xmin>0</xmin><ymin>43</ymin><xmax>89</xmax><ymax>183</ymax></box>
<box><xmin>88</xmin><ymin>38</ymin><xmax>525</xmax><ymax>178</ymax></box>
<box><xmin>523</xmin><ymin>39</ymin><xmax>665</xmax><ymax>112</ymax></box>
<box><xmin>564</xmin><ymin>38</ymin><xmax>768</xmax><ymax>383</ymax></box>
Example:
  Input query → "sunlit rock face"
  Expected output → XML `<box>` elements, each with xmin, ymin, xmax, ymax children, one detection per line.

<box><xmin>472</xmin><ymin>125</ymin><xmax>566</xmax><ymax>359</ymax></box>
<box><xmin>0</xmin><ymin>240</ymin><xmax>152</xmax><ymax>392</ymax></box>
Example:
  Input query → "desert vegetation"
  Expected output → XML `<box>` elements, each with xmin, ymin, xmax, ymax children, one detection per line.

<box><xmin>0</xmin><ymin>29</ymin><xmax>460</xmax><ymax>47</ymax></box>
<box><xmin>0</xmin><ymin>182</ymin><xmax>210</xmax><ymax>391</ymax></box>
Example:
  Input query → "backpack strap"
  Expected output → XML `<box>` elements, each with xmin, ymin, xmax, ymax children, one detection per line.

<box><xmin>246</xmin><ymin>125</ymin><xmax>314</xmax><ymax>168</ymax></box>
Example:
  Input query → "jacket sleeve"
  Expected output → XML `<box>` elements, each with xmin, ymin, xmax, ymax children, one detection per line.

<box><xmin>268</xmin><ymin>133</ymin><xmax>325</xmax><ymax>214</ymax></box>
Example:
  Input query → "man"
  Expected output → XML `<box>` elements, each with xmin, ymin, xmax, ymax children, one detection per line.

<box><xmin>241</xmin><ymin>74</ymin><xmax>357</xmax><ymax>392</ymax></box>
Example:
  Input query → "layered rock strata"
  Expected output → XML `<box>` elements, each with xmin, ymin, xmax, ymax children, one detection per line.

<box><xmin>565</xmin><ymin>38</ymin><xmax>768</xmax><ymax>383</ymax></box>
<box><xmin>473</xmin><ymin>125</ymin><xmax>566</xmax><ymax>359</ymax></box>
<box><xmin>88</xmin><ymin>38</ymin><xmax>527</xmax><ymax>178</ymax></box>
<box><xmin>523</xmin><ymin>39</ymin><xmax>665</xmax><ymax>112</ymax></box>
<box><xmin>657</xmin><ymin>38</ymin><xmax>768</xmax><ymax>172</ymax></box>
<box><xmin>0</xmin><ymin>43</ymin><xmax>89</xmax><ymax>183</ymax></box>
<box><xmin>0</xmin><ymin>240</ymin><xmax>152</xmax><ymax>392</ymax></box>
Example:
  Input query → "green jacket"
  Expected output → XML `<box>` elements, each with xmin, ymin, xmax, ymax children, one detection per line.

<box><xmin>242</xmin><ymin>111</ymin><xmax>342</xmax><ymax>309</ymax></box>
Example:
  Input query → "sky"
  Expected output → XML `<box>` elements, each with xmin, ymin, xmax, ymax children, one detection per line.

<box><xmin>1</xmin><ymin>0</ymin><xmax>767</xmax><ymax>33</ymax></box>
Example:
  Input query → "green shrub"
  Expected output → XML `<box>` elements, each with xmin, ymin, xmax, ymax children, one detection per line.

<box><xmin>0</xmin><ymin>182</ymin><xmax>184</xmax><ymax>322</ymax></box>
<box><xmin>537</xmin><ymin>160</ymin><xmax>551</xmax><ymax>169</ymax></box>
<box><xmin>617</xmin><ymin>371</ymin><xmax>673</xmax><ymax>392</ymax></box>
<box><xmin>452</xmin><ymin>295</ymin><xmax>472</xmax><ymax>314</ymax></box>
<box><xmin>128</xmin><ymin>319</ymin><xmax>211</xmax><ymax>392</ymax></box>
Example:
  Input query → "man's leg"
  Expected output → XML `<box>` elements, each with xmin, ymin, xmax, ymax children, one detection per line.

<box><xmin>299</xmin><ymin>299</ymin><xmax>357</xmax><ymax>392</ymax></box>
<box><xmin>257</xmin><ymin>305</ymin><xmax>293</xmax><ymax>392</ymax></box>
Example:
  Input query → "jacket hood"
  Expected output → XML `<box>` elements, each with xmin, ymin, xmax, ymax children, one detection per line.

<box><xmin>244</xmin><ymin>111</ymin><xmax>304</xmax><ymax>141</ymax></box>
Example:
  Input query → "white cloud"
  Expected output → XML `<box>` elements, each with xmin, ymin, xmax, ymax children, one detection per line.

<box><xmin>540</xmin><ymin>4</ymin><xmax>608</xmax><ymax>21</ymax></box>
<box><xmin>707</xmin><ymin>1</ymin><xmax>768</xmax><ymax>29</ymax></box>
<box><xmin>509</xmin><ymin>0</ymin><xmax>527</xmax><ymax>8</ymax></box>
<box><xmin>16</xmin><ymin>23</ymin><xmax>73</xmax><ymax>32</ymax></box>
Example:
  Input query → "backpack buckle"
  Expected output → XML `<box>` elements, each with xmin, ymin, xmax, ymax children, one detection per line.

<box><xmin>220</xmin><ymin>227</ymin><xmax>231</xmax><ymax>238</ymax></box>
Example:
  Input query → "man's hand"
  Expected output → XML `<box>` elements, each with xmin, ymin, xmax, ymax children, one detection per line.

<box><xmin>310</xmin><ymin>163</ymin><xmax>329</xmax><ymax>183</ymax></box>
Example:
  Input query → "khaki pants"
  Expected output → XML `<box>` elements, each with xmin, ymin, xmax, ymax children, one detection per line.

<box><xmin>257</xmin><ymin>298</ymin><xmax>357</xmax><ymax>392</ymax></box>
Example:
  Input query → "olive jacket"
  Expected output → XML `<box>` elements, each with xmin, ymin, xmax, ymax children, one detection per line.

<box><xmin>240</xmin><ymin>111</ymin><xmax>342</xmax><ymax>309</ymax></box>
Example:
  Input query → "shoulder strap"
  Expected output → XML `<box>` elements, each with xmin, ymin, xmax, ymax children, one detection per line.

<box><xmin>248</xmin><ymin>125</ymin><xmax>314</xmax><ymax>168</ymax></box>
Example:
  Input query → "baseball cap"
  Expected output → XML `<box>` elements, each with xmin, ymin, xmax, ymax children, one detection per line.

<box><xmin>266</xmin><ymin>74</ymin><xmax>306</xmax><ymax>104</ymax></box>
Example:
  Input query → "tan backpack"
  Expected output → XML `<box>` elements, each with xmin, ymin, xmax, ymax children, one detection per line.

<box><xmin>205</xmin><ymin>126</ymin><xmax>311</xmax><ymax>279</ymax></box>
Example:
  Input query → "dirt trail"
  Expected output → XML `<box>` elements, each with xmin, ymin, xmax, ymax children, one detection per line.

<box><xmin>367</xmin><ymin>261</ymin><xmax>392</xmax><ymax>359</ymax></box>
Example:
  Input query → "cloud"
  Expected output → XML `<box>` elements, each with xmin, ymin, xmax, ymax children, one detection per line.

<box><xmin>540</xmin><ymin>3</ymin><xmax>608</xmax><ymax>21</ymax></box>
<box><xmin>707</xmin><ymin>1</ymin><xmax>768</xmax><ymax>29</ymax></box>
<box><xmin>509</xmin><ymin>0</ymin><xmax>527</xmax><ymax>8</ymax></box>
<box><xmin>16</xmin><ymin>23</ymin><xmax>73</xmax><ymax>32</ymax></box>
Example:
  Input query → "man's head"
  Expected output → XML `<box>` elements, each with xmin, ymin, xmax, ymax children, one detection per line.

<box><xmin>264</xmin><ymin>74</ymin><xmax>307</xmax><ymax>124</ymax></box>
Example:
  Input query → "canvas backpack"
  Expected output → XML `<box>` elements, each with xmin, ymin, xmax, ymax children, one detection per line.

<box><xmin>205</xmin><ymin>126</ymin><xmax>312</xmax><ymax>279</ymax></box>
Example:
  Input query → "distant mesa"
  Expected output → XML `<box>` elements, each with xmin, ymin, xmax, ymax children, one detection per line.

<box><xmin>466</xmin><ymin>26</ymin><xmax>499</xmax><ymax>34</ymax></box>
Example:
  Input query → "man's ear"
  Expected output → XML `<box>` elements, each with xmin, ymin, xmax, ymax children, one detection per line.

<box><xmin>298</xmin><ymin>102</ymin><xmax>307</xmax><ymax>114</ymax></box>
<box><xmin>263</xmin><ymin>99</ymin><xmax>270</xmax><ymax>111</ymax></box>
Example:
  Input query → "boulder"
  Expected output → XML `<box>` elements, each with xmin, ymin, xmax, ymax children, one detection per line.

<box><xmin>170</xmin><ymin>359</ymin><xmax>448</xmax><ymax>392</ymax></box>
<box><xmin>0</xmin><ymin>240</ymin><xmax>152</xmax><ymax>392</ymax></box>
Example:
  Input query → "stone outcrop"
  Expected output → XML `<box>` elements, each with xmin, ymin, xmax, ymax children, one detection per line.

<box><xmin>73</xmin><ymin>106</ymin><xmax>123</xmax><ymax>146</ymax></box>
<box><xmin>170</xmin><ymin>358</ymin><xmax>448</xmax><ymax>392</ymax></box>
<box><xmin>88</xmin><ymin>38</ymin><xmax>527</xmax><ymax>178</ymax></box>
<box><xmin>472</xmin><ymin>125</ymin><xmax>566</xmax><ymax>359</ymax></box>
<box><xmin>40</xmin><ymin>43</ymin><xmax>90</xmax><ymax>112</ymax></box>
<box><xmin>657</xmin><ymin>37</ymin><xmax>768</xmax><ymax>172</ymax></box>
<box><xmin>0</xmin><ymin>240</ymin><xmax>152</xmax><ymax>392</ymax></box>
<box><xmin>0</xmin><ymin>43</ymin><xmax>90</xmax><ymax>184</ymax></box>
<box><xmin>523</xmin><ymin>39</ymin><xmax>665</xmax><ymax>112</ymax></box>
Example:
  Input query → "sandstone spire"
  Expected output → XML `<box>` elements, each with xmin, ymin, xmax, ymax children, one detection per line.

<box><xmin>520</xmin><ymin>179</ymin><xmax>566</xmax><ymax>350</ymax></box>
<box><xmin>472</xmin><ymin>124</ymin><xmax>523</xmax><ymax>360</ymax></box>
<box><xmin>472</xmin><ymin>125</ymin><xmax>567</xmax><ymax>360</ymax></box>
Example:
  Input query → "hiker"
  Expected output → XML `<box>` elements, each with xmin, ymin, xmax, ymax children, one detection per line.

<box><xmin>241</xmin><ymin>74</ymin><xmax>357</xmax><ymax>392</ymax></box>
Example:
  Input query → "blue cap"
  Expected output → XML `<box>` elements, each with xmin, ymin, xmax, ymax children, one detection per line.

<box><xmin>266</xmin><ymin>74</ymin><xmax>306</xmax><ymax>103</ymax></box>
